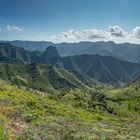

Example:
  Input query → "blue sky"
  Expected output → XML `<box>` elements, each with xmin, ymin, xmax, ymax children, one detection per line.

<box><xmin>0</xmin><ymin>0</ymin><xmax>140</xmax><ymax>43</ymax></box>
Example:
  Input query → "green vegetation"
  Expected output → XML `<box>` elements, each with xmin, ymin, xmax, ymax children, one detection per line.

<box><xmin>0</xmin><ymin>63</ymin><xmax>105</xmax><ymax>93</ymax></box>
<box><xmin>0</xmin><ymin>127</ymin><xmax>7</xmax><ymax>140</ymax></box>
<box><xmin>1</xmin><ymin>43</ymin><xmax>140</xmax><ymax>84</ymax></box>
<box><xmin>0</xmin><ymin>43</ymin><xmax>140</xmax><ymax>139</ymax></box>
<box><xmin>0</xmin><ymin>79</ymin><xmax>140</xmax><ymax>140</ymax></box>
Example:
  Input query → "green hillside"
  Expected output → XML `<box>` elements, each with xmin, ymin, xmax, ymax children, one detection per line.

<box><xmin>0</xmin><ymin>79</ymin><xmax>140</xmax><ymax>140</ymax></box>
<box><xmin>0</xmin><ymin>43</ymin><xmax>140</xmax><ymax>140</ymax></box>
<box><xmin>0</xmin><ymin>63</ymin><xmax>101</xmax><ymax>93</ymax></box>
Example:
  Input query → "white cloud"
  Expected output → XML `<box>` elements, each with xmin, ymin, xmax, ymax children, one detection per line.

<box><xmin>9</xmin><ymin>25</ymin><xmax>140</xmax><ymax>44</ymax></box>
<box><xmin>50</xmin><ymin>26</ymin><xmax>129</xmax><ymax>43</ymax></box>
<box><xmin>48</xmin><ymin>26</ymin><xmax>140</xmax><ymax>43</ymax></box>
<box><xmin>132</xmin><ymin>26</ymin><xmax>140</xmax><ymax>38</ymax></box>
<box><xmin>77</xmin><ymin>29</ymin><xmax>109</xmax><ymax>39</ymax></box>
<box><xmin>50</xmin><ymin>28</ymin><xmax>109</xmax><ymax>42</ymax></box>
<box><xmin>109</xmin><ymin>26</ymin><xmax>128</xmax><ymax>37</ymax></box>
<box><xmin>6</xmin><ymin>25</ymin><xmax>23</xmax><ymax>32</ymax></box>
<box><xmin>51</xmin><ymin>30</ymin><xmax>78</xmax><ymax>42</ymax></box>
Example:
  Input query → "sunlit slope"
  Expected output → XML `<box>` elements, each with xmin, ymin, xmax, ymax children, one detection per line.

<box><xmin>0</xmin><ymin>81</ymin><xmax>140</xmax><ymax>139</ymax></box>
<box><xmin>0</xmin><ymin>63</ymin><xmax>99</xmax><ymax>93</ymax></box>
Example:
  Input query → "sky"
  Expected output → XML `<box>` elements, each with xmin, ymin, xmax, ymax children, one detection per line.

<box><xmin>0</xmin><ymin>0</ymin><xmax>140</xmax><ymax>43</ymax></box>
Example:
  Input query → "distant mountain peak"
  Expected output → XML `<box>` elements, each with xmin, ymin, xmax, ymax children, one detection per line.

<box><xmin>44</xmin><ymin>45</ymin><xmax>60</xmax><ymax>58</ymax></box>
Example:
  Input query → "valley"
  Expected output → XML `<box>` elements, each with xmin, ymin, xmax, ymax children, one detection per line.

<box><xmin>0</xmin><ymin>42</ymin><xmax>140</xmax><ymax>139</ymax></box>
<box><xmin>1</xmin><ymin>0</ymin><xmax>140</xmax><ymax>139</ymax></box>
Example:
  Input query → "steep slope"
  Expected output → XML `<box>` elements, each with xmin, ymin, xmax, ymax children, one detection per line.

<box><xmin>0</xmin><ymin>63</ymin><xmax>98</xmax><ymax>92</ymax></box>
<box><xmin>3</xmin><ymin>40</ymin><xmax>140</xmax><ymax>63</ymax></box>
<box><xmin>56</xmin><ymin>41</ymin><xmax>140</xmax><ymax>63</ymax></box>
<box><xmin>102</xmin><ymin>76</ymin><xmax>140</xmax><ymax>117</ymax></box>
<box><xmin>0</xmin><ymin>40</ymin><xmax>53</xmax><ymax>51</ymax></box>
<box><xmin>40</xmin><ymin>46</ymin><xmax>60</xmax><ymax>64</ymax></box>
<box><xmin>1</xmin><ymin>43</ymin><xmax>140</xmax><ymax>84</ymax></box>
<box><xmin>49</xmin><ymin>55</ymin><xmax>140</xmax><ymax>83</ymax></box>
<box><xmin>0</xmin><ymin>43</ymin><xmax>31</xmax><ymax>63</ymax></box>
<box><xmin>0</xmin><ymin>43</ymin><xmax>60</xmax><ymax>64</ymax></box>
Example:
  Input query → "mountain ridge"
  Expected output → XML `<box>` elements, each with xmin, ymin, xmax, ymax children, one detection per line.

<box><xmin>1</xmin><ymin>43</ymin><xmax>140</xmax><ymax>84</ymax></box>
<box><xmin>1</xmin><ymin>40</ymin><xmax>140</xmax><ymax>63</ymax></box>
<box><xmin>48</xmin><ymin>54</ymin><xmax>140</xmax><ymax>83</ymax></box>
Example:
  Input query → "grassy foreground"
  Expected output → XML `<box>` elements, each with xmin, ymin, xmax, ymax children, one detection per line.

<box><xmin>0</xmin><ymin>81</ymin><xmax>140</xmax><ymax>140</ymax></box>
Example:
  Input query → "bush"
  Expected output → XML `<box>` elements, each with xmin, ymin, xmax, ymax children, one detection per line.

<box><xmin>0</xmin><ymin>127</ymin><xmax>7</xmax><ymax>140</ymax></box>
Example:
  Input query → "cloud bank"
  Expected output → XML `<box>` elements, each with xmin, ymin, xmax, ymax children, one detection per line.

<box><xmin>0</xmin><ymin>25</ymin><xmax>140</xmax><ymax>43</ymax></box>
<box><xmin>48</xmin><ymin>26</ymin><xmax>140</xmax><ymax>43</ymax></box>
<box><xmin>51</xmin><ymin>29</ymin><xmax>109</xmax><ymax>42</ymax></box>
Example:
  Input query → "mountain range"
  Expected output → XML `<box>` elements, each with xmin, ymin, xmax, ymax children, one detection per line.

<box><xmin>0</xmin><ymin>42</ymin><xmax>140</xmax><ymax>139</ymax></box>
<box><xmin>49</xmin><ymin>54</ymin><xmax>140</xmax><ymax>83</ymax></box>
<box><xmin>0</xmin><ymin>42</ymin><xmax>140</xmax><ymax>84</ymax></box>
<box><xmin>1</xmin><ymin>40</ymin><xmax>140</xmax><ymax>63</ymax></box>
